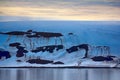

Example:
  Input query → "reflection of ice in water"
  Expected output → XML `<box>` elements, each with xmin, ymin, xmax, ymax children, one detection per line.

<box><xmin>0</xmin><ymin>68</ymin><xmax>120</xmax><ymax>80</ymax></box>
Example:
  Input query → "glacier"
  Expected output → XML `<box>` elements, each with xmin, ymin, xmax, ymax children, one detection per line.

<box><xmin>0</xmin><ymin>21</ymin><xmax>120</xmax><ymax>67</ymax></box>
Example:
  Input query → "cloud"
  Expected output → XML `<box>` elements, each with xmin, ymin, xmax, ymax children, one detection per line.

<box><xmin>0</xmin><ymin>0</ymin><xmax>120</xmax><ymax>21</ymax></box>
<box><xmin>1</xmin><ymin>0</ymin><xmax>120</xmax><ymax>7</ymax></box>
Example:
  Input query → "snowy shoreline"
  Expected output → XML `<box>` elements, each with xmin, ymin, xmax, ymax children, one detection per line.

<box><xmin>0</xmin><ymin>57</ymin><xmax>120</xmax><ymax>68</ymax></box>
<box><xmin>0</xmin><ymin>66</ymin><xmax>120</xmax><ymax>69</ymax></box>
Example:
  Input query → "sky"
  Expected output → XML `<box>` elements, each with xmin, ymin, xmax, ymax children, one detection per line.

<box><xmin>0</xmin><ymin>0</ymin><xmax>120</xmax><ymax>21</ymax></box>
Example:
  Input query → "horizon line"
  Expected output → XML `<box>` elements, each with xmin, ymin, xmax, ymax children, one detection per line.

<box><xmin>0</xmin><ymin>20</ymin><xmax>120</xmax><ymax>22</ymax></box>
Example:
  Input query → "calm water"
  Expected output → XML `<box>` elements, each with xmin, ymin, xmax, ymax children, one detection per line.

<box><xmin>0</xmin><ymin>68</ymin><xmax>120</xmax><ymax>80</ymax></box>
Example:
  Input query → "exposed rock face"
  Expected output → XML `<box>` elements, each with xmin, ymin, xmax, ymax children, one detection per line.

<box><xmin>66</xmin><ymin>46</ymin><xmax>78</xmax><ymax>53</ymax></box>
<box><xmin>16</xmin><ymin>49</ymin><xmax>24</xmax><ymax>57</ymax></box>
<box><xmin>53</xmin><ymin>61</ymin><xmax>64</xmax><ymax>64</ymax></box>
<box><xmin>27</xmin><ymin>59</ymin><xmax>53</xmax><ymax>64</ymax></box>
<box><xmin>0</xmin><ymin>51</ymin><xmax>11</xmax><ymax>59</ymax></box>
<box><xmin>56</xmin><ymin>45</ymin><xmax>64</xmax><ymax>51</ymax></box>
<box><xmin>91</xmin><ymin>56</ymin><xmax>113</xmax><ymax>61</ymax></box>
<box><xmin>16</xmin><ymin>60</ymin><xmax>22</xmax><ymax>62</ymax></box>
<box><xmin>0</xmin><ymin>30</ymin><xmax>63</xmax><ymax>38</ymax></box>
<box><xmin>34</xmin><ymin>32</ymin><xmax>63</xmax><ymax>38</ymax></box>
<box><xmin>16</xmin><ymin>46</ymin><xmax>28</xmax><ymax>57</ymax></box>
<box><xmin>23</xmin><ymin>50</ymin><xmax>28</xmax><ymax>53</ymax></box>
<box><xmin>9</xmin><ymin>42</ymin><xmax>21</xmax><ymax>47</ymax></box>
<box><xmin>66</xmin><ymin>44</ymin><xmax>89</xmax><ymax>58</ymax></box>
<box><xmin>9</xmin><ymin>42</ymin><xmax>28</xmax><ymax>57</ymax></box>
<box><xmin>31</xmin><ymin>45</ymin><xmax>64</xmax><ymax>53</ymax></box>
<box><xmin>0</xmin><ymin>31</ymin><xmax>26</xmax><ymax>35</ymax></box>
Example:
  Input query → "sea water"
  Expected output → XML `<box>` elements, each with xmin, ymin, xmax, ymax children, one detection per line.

<box><xmin>0</xmin><ymin>68</ymin><xmax>120</xmax><ymax>80</ymax></box>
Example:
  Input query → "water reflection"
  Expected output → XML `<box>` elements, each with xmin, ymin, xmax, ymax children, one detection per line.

<box><xmin>0</xmin><ymin>68</ymin><xmax>119</xmax><ymax>80</ymax></box>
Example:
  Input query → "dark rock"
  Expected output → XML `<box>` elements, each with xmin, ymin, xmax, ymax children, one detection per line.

<box><xmin>107</xmin><ymin>55</ymin><xmax>116</xmax><ymax>58</ymax></box>
<box><xmin>77</xmin><ymin>44</ymin><xmax>89</xmax><ymax>58</ymax></box>
<box><xmin>77</xmin><ymin>44</ymin><xmax>89</xmax><ymax>51</ymax></box>
<box><xmin>26</xmin><ymin>31</ymin><xmax>63</xmax><ymax>38</ymax></box>
<box><xmin>16</xmin><ymin>49</ymin><xmax>24</xmax><ymax>57</ymax></box>
<box><xmin>31</xmin><ymin>45</ymin><xmax>64</xmax><ymax>53</ymax></box>
<box><xmin>34</xmin><ymin>32</ymin><xmax>63</xmax><ymax>38</ymax></box>
<box><xmin>105</xmin><ymin>56</ymin><xmax>113</xmax><ymax>61</ymax></box>
<box><xmin>0</xmin><ymin>30</ymin><xmax>63</xmax><ymax>38</ymax></box>
<box><xmin>47</xmin><ymin>46</ymin><xmax>55</xmax><ymax>53</ymax></box>
<box><xmin>53</xmin><ymin>61</ymin><xmax>64</xmax><ymax>64</ymax></box>
<box><xmin>68</xmin><ymin>33</ymin><xmax>73</xmax><ymax>35</ymax></box>
<box><xmin>31</xmin><ymin>49</ymin><xmax>40</xmax><ymax>53</ymax></box>
<box><xmin>9</xmin><ymin>42</ymin><xmax>21</xmax><ymax>47</ymax></box>
<box><xmin>66</xmin><ymin>44</ymin><xmax>89</xmax><ymax>58</ymax></box>
<box><xmin>0</xmin><ymin>51</ymin><xmax>11</xmax><ymax>59</ymax></box>
<box><xmin>16</xmin><ymin>46</ymin><xmax>25</xmax><ymax>50</ymax></box>
<box><xmin>31</xmin><ymin>47</ymin><xmax>44</xmax><ymax>53</ymax></box>
<box><xmin>23</xmin><ymin>50</ymin><xmax>28</xmax><ymax>53</ymax></box>
<box><xmin>56</xmin><ymin>45</ymin><xmax>64</xmax><ymax>51</ymax></box>
<box><xmin>0</xmin><ymin>31</ymin><xmax>26</xmax><ymax>35</ymax></box>
<box><xmin>9</xmin><ymin>43</ymin><xmax>27</xmax><ymax>57</ymax></box>
<box><xmin>66</xmin><ymin>46</ymin><xmax>78</xmax><ymax>53</ymax></box>
<box><xmin>91</xmin><ymin>56</ymin><xmax>106</xmax><ymax>61</ymax></box>
<box><xmin>27</xmin><ymin>59</ymin><xmax>53</xmax><ymax>64</ymax></box>
<box><xmin>91</xmin><ymin>56</ymin><xmax>114</xmax><ymax>61</ymax></box>
<box><xmin>16</xmin><ymin>60</ymin><xmax>22</xmax><ymax>62</ymax></box>
<box><xmin>11</xmin><ymin>45</ymin><xmax>27</xmax><ymax>57</ymax></box>
<box><xmin>26</xmin><ymin>34</ymin><xmax>40</xmax><ymax>38</ymax></box>
<box><xmin>27</xmin><ymin>30</ymin><xmax>33</xmax><ymax>33</ymax></box>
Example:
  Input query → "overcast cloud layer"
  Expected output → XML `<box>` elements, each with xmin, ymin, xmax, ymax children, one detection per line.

<box><xmin>0</xmin><ymin>0</ymin><xmax>120</xmax><ymax>21</ymax></box>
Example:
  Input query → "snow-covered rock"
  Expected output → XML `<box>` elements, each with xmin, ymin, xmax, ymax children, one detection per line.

<box><xmin>0</xmin><ymin>21</ymin><xmax>120</xmax><ymax>67</ymax></box>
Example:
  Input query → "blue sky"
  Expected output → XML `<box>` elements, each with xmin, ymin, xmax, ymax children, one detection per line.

<box><xmin>0</xmin><ymin>0</ymin><xmax>120</xmax><ymax>21</ymax></box>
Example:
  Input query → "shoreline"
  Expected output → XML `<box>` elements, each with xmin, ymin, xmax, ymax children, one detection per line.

<box><xmin>0</xmin><ymin>66</ymin><xmax>120</xmax><ymax>69</ymax></box>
